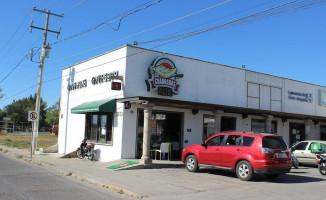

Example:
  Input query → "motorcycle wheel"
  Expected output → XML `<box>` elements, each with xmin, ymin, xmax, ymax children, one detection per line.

<box><xmin>293</xmin><ymin>158</ymin><xmax>299</xmax><ymax>169</ymax></box>
<box><xmin>76</xmin><ymin>149</ymin><xmax>85</xmax><ymax>159</ymax></box>
<box><xmin>88</xmin><ymin>149</ymin><xmax>95</xmax><ymax>161</ymax></box>
<box><xmin>319</xmin><ymin>161</ymin><xmax>326</xmax><ymax>175</ymax></box>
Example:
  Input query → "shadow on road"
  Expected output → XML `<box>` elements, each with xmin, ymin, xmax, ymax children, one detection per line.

<box><xmin>199</xmin><ymin>168</ymin><xmax>325</xmax><ymax>184</ymax></box>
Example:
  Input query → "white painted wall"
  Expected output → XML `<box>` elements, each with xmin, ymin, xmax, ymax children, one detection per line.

<box><xmin>59</xmin><ymin>45</ymin><xmax>326</xmax><ymax>162</ymax></box>
<box><xmin>125</xmin><ymin>47</ymin><xmax>246</xmax><ymax>107</ymax></box>
<box><xmin>59</xmin><ymin>47</ymin><xmax>127</xmax><ymax>162</ymax></box>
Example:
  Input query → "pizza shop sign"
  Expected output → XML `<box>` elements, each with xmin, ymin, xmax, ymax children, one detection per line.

<box><xmin>146</xmin><ymin>57</ymin><xmax>183</xmax><ymax>96</ymax></box>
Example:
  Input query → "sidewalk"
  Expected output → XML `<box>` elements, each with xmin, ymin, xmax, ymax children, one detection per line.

<box><xmin>0</xmin><ymin>145</ymin><xmax>185</xmax><ymax>199</ymax></box>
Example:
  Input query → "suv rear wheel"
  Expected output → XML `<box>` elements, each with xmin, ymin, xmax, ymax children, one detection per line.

<box><xmin>236</xmin><ymin>161</ymin><xmax>253</xmax><ymax>181</ymax></box>
<box><xmin>185</xmin><ymin>155</ymin><xmax>198</xmax><ymax>172</ymax></box>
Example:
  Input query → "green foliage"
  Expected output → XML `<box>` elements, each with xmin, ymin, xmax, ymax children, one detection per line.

<box><xmin>0</xmin><ymin>88</ymin><xmax>3</xmax><ymax>99</ymax></box>
<box><xmin>5</xmin><ymin>95</ymin><xmax>47</xmax><ymax>127</ymax></box>
<box><xmin>45</xmin><ymin>100</ymin><xmax>60</xmax><ymax>127</ymax></box>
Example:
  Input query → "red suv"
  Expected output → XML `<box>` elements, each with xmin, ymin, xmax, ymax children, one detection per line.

<box><xmin>182</xmin><ymin>132</ymin><xmax>292</xmax><ymax>181</ymax></box>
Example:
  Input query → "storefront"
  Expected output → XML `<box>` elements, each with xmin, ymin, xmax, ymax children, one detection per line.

<box><xmin>58</xmin><ymin>45</ymin><xmax>326</xmax><ymax>163</ymax></box>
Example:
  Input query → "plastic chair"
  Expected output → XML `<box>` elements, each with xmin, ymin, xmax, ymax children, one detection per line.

<box><xmin>155</xmin><ymin>143</ymin><xmax>170</xmax><ymax>160</ymax></box>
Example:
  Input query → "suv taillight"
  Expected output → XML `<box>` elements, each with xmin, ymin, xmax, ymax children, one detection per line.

<box><xmin>262</xmin><ymin>148</ymin><xmax>274</xmax><ymax>154</ymax></box>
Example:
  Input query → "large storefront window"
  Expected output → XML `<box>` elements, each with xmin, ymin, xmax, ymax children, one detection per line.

<box><xmin>86</xmin><ymin>113</ymin><xmax>113</xmax><ymax>144</ymax></box>
<box><xmin>321</xmin><ymin>126</ymin><xmax>326</xmax><ymax>141</ymax></box>
<box><xmin>203</xmin><ymin>115</ymin><xmax>215</xmax><ymax>141</ymax></box>
<box><xmin>221</xmin><ymin>116</ymin><xmax>236</xmax><ymax>132</ymax></box>
<box><xmin>289</xmin><ymin>123</ymin><xmax>305</xmax><ymax>146</ymax></box>
<box><xmin>251</xmin><ymin>119</ymin><xmax>277</xmax><ymax>133</ymax></box>
<box><xmin>136</xmin><ymin>110</ymin><xmax>182</xmax><ymax>160</ymax></box>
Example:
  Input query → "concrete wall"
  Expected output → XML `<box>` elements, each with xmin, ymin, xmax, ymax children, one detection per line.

<box><xmin>58</xmin><ymin>47</ymin><xmax>127</xmax><ymax>162</ymax></box>
<box><xmin>59</xmin><ymin>45</ymin><xmax>326</xmax><ymax>162</ymax></box>
<box><xmin>125</xmin><ymin>47</ymin><xmax>246</xmax><ymax>107</ymax></box>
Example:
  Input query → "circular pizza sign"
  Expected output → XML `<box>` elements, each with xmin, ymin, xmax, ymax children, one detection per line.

<box><xmin>146</xmin><ymin>57</ymin><xmax>183</xmax><ymax>96</ymax></box>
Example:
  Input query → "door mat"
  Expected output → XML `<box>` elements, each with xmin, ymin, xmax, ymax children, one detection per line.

<box><xmin>107</xmin><ymin>161</ymin><xmax>139</xmax><ymax>169</ymax></box>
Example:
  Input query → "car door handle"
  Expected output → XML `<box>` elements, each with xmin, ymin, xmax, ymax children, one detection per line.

<box><xmin>215</xmin><ymin>148</ymin><xmax>220</xmax><ymax>152</ymax></box>
<box><xmin>236</xmin><ymin>149</ymin><xmax>241</xmax><ymax>151</ymax></box>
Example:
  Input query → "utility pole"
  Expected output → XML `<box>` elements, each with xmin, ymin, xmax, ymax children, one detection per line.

<box><xmin>30</xmin><ymin>7</ymin><xmax>63</xmax><ymax>152</ymax></box>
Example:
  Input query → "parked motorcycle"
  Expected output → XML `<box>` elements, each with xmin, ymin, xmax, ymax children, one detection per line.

<box><xmin>316</xmin><ymin>154</ymin><xmax>326</xmax><ymax>175</ymax></box>
<box><xmin>76</xmin><ymin>139</ymin><xmax>95</xmax><ymax>161</ymax></box>
<box><xmin>289</xmin><ymin>148</ymin><xmax>299</xmax><ymax>169</ymax></box>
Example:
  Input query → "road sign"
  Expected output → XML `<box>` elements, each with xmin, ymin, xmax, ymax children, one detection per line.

<box><xmin>28</xmin><ymin>111</ymin><xmax>39</xmax><ymax>122</ymax></box>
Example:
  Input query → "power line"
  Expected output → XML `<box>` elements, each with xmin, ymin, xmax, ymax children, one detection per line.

<box><xmin>137</xmin><ymin>0</ymin><xmax>326</xmax><ymax>45</ymax></box>
<box><xmin>1</xmin><ymin>0</ymin><xmax>325</xmax><ymax>104</ymax></box>
<box><xmin>50</xmin><ymin>0</ymin><xmax>164</xmax><ymax>46</ymax></box>
<box><xmin>62</xmin><ymin>0</ymin><xmax>88</xmax><ymax>13</ymax></box>
<box><xmin>0</xmin><ymin>0</ymin><xmax>81</xmax><ymax>81</ymax></box>
<box><xmin>0</xmin><ymin>54</ymin><xmax>29</xmax><ymax>84</ymax></box>
<box><xmin>46</xmin><ymin>0</ymin><xmax>232</xmax><ymax>65</ymax></box>
<box><xmin>47</xmin><ymin>0</ymin><xmax>326</xmax><ymax>82</ymax></box>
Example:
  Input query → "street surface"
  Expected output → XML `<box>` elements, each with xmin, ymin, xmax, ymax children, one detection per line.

<box><xmin>1</xmin><ymin>145</ymin><xmax>326</xmax><ymax>200</ymax></box>
<box><xmin>0</xmin><ymin>153</ymin><xmax>132</xmax><ymax>200</ymax></box>
<box><xmin>125</xmin><ymin>165</ymin><xmax>326</xmax><ymax>200</ymax></box>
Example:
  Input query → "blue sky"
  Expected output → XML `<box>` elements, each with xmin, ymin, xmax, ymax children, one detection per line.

<box><xmin>0</xmin><ymin>0</ymin><xmax>325</xmax><ymax>109</ymax></box>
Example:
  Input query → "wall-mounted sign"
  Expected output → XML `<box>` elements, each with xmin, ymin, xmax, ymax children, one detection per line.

<box><xmin>288</xmin><ymin>90</ymin><xmax>313</xmax><ymax>103</ymax></box>
<box><xmin>320</xmin><ymin>89</ymin><xmax>326</xmax><ymax>106</ymax></box>
<box><xmin>145</xmin><ymin>57</ymin><xmax>183</xmax><ymax>96</ymax></box>
<box><xmin>67</xmin><ymin>70</ymin><xmax>120</xmax><ymax>91</ymax></box>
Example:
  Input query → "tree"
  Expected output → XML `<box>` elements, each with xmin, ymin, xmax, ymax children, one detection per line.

<box><xmin>0</xmin><ymin>88</ymin><xmax>3</xmax><ymax>99</ymax></box>
<box><xmin>5</xmin><ymin>95</ymin><xmax>47</xmax><ymax>128</ymax></box>
<box><xmin>45</xmin><ymin>100</ymin><xmax>60</xmax><ymax>127</ymax></box>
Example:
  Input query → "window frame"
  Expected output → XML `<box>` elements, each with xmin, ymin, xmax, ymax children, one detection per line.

<box><xmin>206</xmin><ymin>135</ymin><xmax>225</xmax><ymax>147</ymax></box>
<box><xmin>85</xmin><ymin>112</ymin><xmax>114</xmax><ymax>145</ymax></box>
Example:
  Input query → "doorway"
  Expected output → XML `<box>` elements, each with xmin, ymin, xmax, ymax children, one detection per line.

<box><xmin>321</xmin><ymin>126</ymin><xmax>326</xmax><ymax>141</ymax></box>
<box><xmin>136</xmin><ymin>110</ymin><xmax>183</xmax><ymax>160</ymax></box>
<box><xmin>289</xmin><ymin>123</ymin><xmax>305</xmax><ymax>146</ymax></box>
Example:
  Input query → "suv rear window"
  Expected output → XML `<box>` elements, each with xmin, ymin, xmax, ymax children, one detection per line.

<box><xmin>262</xmin><ymin>136</ymin><xmax>287</xmax><ymax>150</ymax></box>
<box><xmin>243</xmin><ymin>136</ymin><xmax>255</xmax><ymax>146</ymax></box>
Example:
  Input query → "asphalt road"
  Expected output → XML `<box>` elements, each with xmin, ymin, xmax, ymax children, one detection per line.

<box><xmin>0</xmin><ymin>153</ymin><xmax>132</xmax><ymax>200</ymax></box>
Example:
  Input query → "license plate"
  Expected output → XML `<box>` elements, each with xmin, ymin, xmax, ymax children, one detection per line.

<box><xmin>277</xmin><ymin>153</ymin><xmax>285</xmax><ymax>158</ymax></box>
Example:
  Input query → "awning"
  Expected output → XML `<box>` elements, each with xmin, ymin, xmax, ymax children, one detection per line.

<box><xmin>71</xmin><ymin>99</ymin><xmax>116</xmax><ymax>114</ymax></box>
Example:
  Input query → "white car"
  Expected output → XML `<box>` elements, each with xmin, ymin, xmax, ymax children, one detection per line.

<box><xmin>291</xmin><ymin>140</ymin><xmax>326</xmax><ymax>165</ymax></box>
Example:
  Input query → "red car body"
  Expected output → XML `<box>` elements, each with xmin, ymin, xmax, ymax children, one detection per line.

<box><xmin>182</xmin><ymin>132</ymin><xmax>292</xmax><ymax>180</ymax></box>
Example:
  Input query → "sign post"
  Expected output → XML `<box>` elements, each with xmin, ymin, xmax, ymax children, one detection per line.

<box><xmin>28</xmin><ymin>111</ymin><xmax>39</xmax><ymax>158</ymax></box>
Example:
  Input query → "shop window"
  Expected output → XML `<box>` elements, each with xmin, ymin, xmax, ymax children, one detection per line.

<box><xmin>251</xmin><ymin>119</ymin><xmax>277</xmax><ymax>133</ymax></box>
<box><xmin>85</xmin><ymin>113</ymin><xmax>113</xmax><ymax>144</ymax></box>
<box><xmin>321</xmin><ymin>126</ymin><xmax>326</xmax><ymax>141</ymax></box>
<box><xmin>203</xmin><ymin>115</ymin><xmax>215</xmax><ymax>141</ymax></box>
<box><xmin>221</xmin><ymin>117</ymin><xmax>236</xmax><ymax>132</ymax></box>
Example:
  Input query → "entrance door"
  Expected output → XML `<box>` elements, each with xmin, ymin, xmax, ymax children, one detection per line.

<box><xmin>289</xmin><ymin>123</ymin><xmax>305</xmax><ymax>146</ymax></box>
<box><xmin>321</xmin><ymin>126</ymin><xmax>326</xmax><ymax>141</ymax></box>
<box><xmin>136</xmin><ymin>110</ymin><xmax>183</xmax><ymax>160</ymax></box>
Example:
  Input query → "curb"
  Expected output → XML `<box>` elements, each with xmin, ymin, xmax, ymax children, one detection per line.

<box><xmin>0</xmin><ymin>145</ymin><xmax>144</xmax><ymax>199</ymax></box>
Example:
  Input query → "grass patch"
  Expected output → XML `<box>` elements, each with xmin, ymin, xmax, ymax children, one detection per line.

<box><xmin>43</xmin><ymin>162</ymin><xmax>56</xmax><ymax>166</ymax></box>
<box><xmin>0</xmin><ymin>148</ymin><xmax>2</xmax><ymax>151</ymax></box>
<box><xmin>0</xmin><ymin>134</ymin><xmax>57</xmax><ymax>151</ymax></box>
<box><xmin>16</xmin><ymin>155</ymin><xmax>23</xmax><ymax>159</ymax></box>
<box><xmin>4</xmin><ymin>150</ymin><xmax>9</xmax><ymax>153</ymax></box>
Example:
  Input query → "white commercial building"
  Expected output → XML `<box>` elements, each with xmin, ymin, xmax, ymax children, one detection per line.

<box><xmin>58</xmin><ymin>45</ymin><xmax>326</xmax><ymax>163</ymax></box>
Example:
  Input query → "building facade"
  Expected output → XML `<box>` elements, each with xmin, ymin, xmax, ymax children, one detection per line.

<box><xmin>58</xmin><ymin>45</ymin><xmax>326</xmax><ymax>162</ymax></box>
